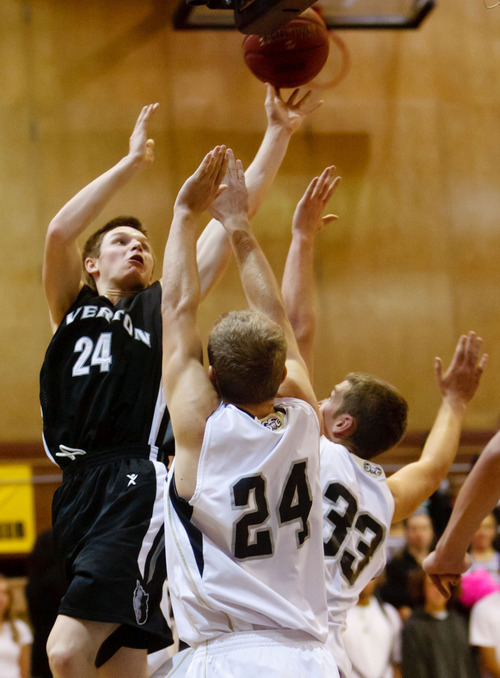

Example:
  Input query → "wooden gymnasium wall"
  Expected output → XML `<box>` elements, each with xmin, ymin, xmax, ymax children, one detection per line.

<box><xmin>0</xmin><ymin>1</ymin><xmax>499</xmax><ymax>534</ymax></box>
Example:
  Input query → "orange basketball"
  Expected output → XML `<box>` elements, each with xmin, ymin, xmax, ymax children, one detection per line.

<box><xmin>242</xmin><ymin>9</ymin><xmax>330</xmax><ymax>89</ymax></box>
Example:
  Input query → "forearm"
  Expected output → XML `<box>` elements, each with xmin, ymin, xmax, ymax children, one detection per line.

<box><xmin>162</xmin><ymin>208</ymin><xmax>201</xmax><ymax>317</ymax></box>
<box><xmin>418</xmin><ymin>397</ymin><xmax>466</xmax><ymax>477</ymax></box>
<box><xmin>281</xmin><ymin>230</ymin><xmax>316</xmax><ymax>371</ymax></box>
<box><xmin>433</xmin><ymin>430</ymin><xmax>500</xmax><ymax>567</ymax></box>
<box><xmin>245</xmin><ymin>124</ymin><xmax>292</xmax><ymax>218</ymax></box>
<box><xmin>197</xmin><ymin>219</ymin><xmax>232</xmax><ymax>300</ymax></box>
<box><xmin>228</xmin><ymin>219</ymin><xmax>287</xmax><ymax>326</ymax></box>
<box><xmin>389</xmin><ymin>398</ymin><xmax>465</xmax><ymax>523</ymax></box>
<box><xmin>196</xmin><ymin>125</ymin><xmax>293</xmax><ymax>299</ymax></box>
<box><xmin>47</xmin><ymin>154</ymin><xmax>142</xmax><ymax>242</ymax></box>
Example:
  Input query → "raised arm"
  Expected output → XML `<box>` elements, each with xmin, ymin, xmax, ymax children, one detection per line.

<box><xmin>423</xmin><ymin>430</ymin><xmax>500</xmax><ymax>596</ymax></box>
<box><xmin>387</xmin><ymin>332</ymin><xmax>488</xmax><ymax>524</ymax></box>
<box><xmin>43</xmin><ymin>104</ymin><xmax>158</xmax><ymax>330</ymax></box>
<box><xmin>162</xmin><ymin>147</ymin><xmax>228</xmax><ymax>500</ymax></box>
<box><xmin>197</xmin><ymin>85</ymin><xmax>322</xmax><ymax>299</ymax></box>
<box><xmin>281</xmin><ymin>166</ymin><xmax>340</xmax><ymax>374</ymax></box>
<box><xmin>208</xmin><ymin>150</ymin><xmax>319</xmax><ymax>416</ymax></box>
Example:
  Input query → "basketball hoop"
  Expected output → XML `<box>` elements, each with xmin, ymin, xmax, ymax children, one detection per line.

<box><xmin>310</xmin><ymin>31</ymin><xmax>351</xmax><ymax>89</ymax></box>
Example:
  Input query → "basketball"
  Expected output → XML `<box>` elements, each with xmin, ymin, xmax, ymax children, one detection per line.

<box><xmin>242</xmin><ymin>9</ymin><xmax>330</xmax><ymax>89</ymax></box>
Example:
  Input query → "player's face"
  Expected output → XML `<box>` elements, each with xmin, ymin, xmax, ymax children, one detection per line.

<box><xmin>95</xmin><ymin>227</ymin><xmax>155</xmax><ymax>290</ymax></box>
<box><xmin>319</xmin><ymin>380</ymin><xmax>351</xmax><ymax>440</ymax></box>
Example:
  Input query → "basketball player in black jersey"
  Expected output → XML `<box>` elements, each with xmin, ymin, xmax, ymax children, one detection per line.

<box><xmin>41</xmin><ymin>87</ymin><xmax>322</xmax><ymax>678</ymax></box>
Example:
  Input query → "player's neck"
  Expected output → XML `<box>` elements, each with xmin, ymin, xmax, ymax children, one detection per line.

<box><xmin>97</xmin><ymin>282</ymin><xmax>144</xmax><ymax>304</ymax></box>
<box><xmin>235</xmin><ymin>399</ymin><xmax>276</xmax><ymax>419</ymax></box>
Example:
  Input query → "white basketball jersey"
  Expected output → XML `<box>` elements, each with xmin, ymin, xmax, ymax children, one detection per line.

<box><xmin>165</xmin><ymin>398</ymin><xmax>328</xmax><ymax>649</ymax></box>
<box><xmin>320</xmin><ymin>437</ymin><xmax>394</xmax><ymax>677</ymax></box>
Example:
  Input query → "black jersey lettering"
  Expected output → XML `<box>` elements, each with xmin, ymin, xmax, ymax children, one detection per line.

<box><xmin>323</xmin><ymin>481</ymin><xmax>385</xmax><ymax>586</ymax></box>
<box><xmin>232</xmin><ymin>461</ymin><xmax>313</xmax><ymax>559</ymax></box>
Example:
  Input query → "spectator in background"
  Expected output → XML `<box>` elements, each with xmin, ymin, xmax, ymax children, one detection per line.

<box><xmin>402</xmin><ymin>571</ymin><xmax>480</xmax><ymax>678</ymax></box>
<box><xmin>467</xmin><ymin>513</ymin><xmax>500</xmax><ymax>585</ymax></box>
<box><xmin>25</xmin><ymin>530</ymin><xmax>67</xmax><ymax>678</ymax></box>
<box><xmin>342</xmin><ymin>577</ymin><xmax>402</xmax><ymax>678</ymax></box>
<box><xmin>469</xmin><ymin>584</ymin><xmax>500</xmax><ymax>678</ymax></box>
<box><xmin>0</xmin><ymin>574</ymin><xmax>33</xmax><ymax>678</ymax></box>
<box><xmin>380</xmin><ymin>512</ymin><xmax>435</xmax><ymax>621</ymax></box>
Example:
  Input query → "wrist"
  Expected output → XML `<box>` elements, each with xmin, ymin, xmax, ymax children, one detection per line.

<box><xmin>265</xmin><ymin>122</ymin><xmax>293</xmax><ymax>142</ymax></box>
<box><xmin>121</xmin><ymin>153</ymin><xmax>149</xmax><ymax>177</ymax></box>
<box><xmin>172</xmin><ymin>204</ymin><xmax>200</xmax><ymax>224</ymax></box>
<box><xmin>291</xmin><ymin>227</ymin><xmax>317</xmax><ymax>246</ymax></box>
<box><xmin>441</xmin><ymin>394</ymin><xmax>468</xmax><ymax>414</ymax></box>
<box><xmin>224</xmin><ymin>215</ymin><xmax>250</xmax><ymax>231</ymax></box>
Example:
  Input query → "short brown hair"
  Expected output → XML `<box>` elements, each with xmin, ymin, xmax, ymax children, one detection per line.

<box><xmin>339</xmin><ymin>372</ymin><xmax>408</xmax><ymax>459</ymax></box>
<box><xmin>81</xmin><ymin>216</ymin><xmax>149</xmax><ymax>290</ymax></box>
<box><xmin>207</xmin><ymin>310</ymin><xmax>287</xmax><ymax>405</ymax></box>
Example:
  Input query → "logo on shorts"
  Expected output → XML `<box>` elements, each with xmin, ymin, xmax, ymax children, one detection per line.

<box><xmin>133</xmin><ymin>580</ymin><xmax>149</xmax><ymax>625</ymax></box>
<box><xmin>363</xmin><ymin>461</ymin><xmax>382</xmax><ymax>477</ymax></box>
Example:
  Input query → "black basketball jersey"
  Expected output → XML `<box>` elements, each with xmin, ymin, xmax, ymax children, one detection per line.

<box><xmin>40</xmin><ymin>282</ymin><xmax>169</xmax><ymax>469</ymax></box>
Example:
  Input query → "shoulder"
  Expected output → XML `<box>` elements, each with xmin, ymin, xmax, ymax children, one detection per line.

<box><xmin>276</xmin><ymin>396</ymin><xmax>316</xmax><ymax>415</ymax></box>
<box><xmin>276</xmin><ymin>397</ymin><xmax>320</xmax><ymax>429</ymax></box>
<box><xmin>319</xmin><ymin>435</ymin><xmax>350</xmax><ymax>460</ymax></box>
<box><xmin>352</xmin><ymin>455</ymin><xmax>387</xmax><ymax>481</ymax></box>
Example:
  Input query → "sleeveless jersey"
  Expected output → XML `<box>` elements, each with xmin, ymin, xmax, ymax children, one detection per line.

<box><xmin>320</xmin><ymin>437</ymin><xmax>394</xmax><ymax>677</ymax></box>
<box><xmin>165</xmin><ymin>398</ymin><xmax>329</xmax><ymax>648</ymax></box>
<box><xmin>40</xmin><ymin>282</ymin><xmax>169</xmax><ymax>469</ymax></box>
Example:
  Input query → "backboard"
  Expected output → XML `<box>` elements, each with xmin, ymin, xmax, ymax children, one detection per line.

<box><xmin>173</xmin><ymin>0</ymin><xmax>436</xmax><ymax>31</ymax></box>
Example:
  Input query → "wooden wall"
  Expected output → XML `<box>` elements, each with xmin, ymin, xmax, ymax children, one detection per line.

<box><xmin>1</xmin><ymin>0</ymin><xmax>500</xmax><ymax>458</ymax></box>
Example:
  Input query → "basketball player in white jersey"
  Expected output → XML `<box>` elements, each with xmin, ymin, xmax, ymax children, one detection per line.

<box><xmin>161</xmin><ymin>147</ymin><xmax>338</xmax><ymax>677</ymax></box>
<box><xmin>281</xmin><ymin>166</ymin><xmax>487</xmax><ymax>678</ymax></box>
<box><xmin>42</xmin><ymin>86</ymin><xmax>322</xmax><ymax>678</ymax></box>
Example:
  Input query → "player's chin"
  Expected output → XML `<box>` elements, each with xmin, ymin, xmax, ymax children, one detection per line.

<box><xmin>123</xmin><ymin>269</ymin><xmax>150</xmax><ymax>291</ymax></box>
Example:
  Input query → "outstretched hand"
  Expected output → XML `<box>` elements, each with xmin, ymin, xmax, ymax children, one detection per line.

<box><xmin>174</xmin><ymin>146</ymin><xmax>229</xmax><ymax>215</ymax></box>
<box><xmin>265</xmin><ymin>83</ymin><xmax>322</xmax><ymax>135</ymax></box>
<box><xmin>128</xmin><ymin>103</ymin><xmax>159</xmax><ymax>170</ymax></box>
<box><xmin>435</xmin><ymin>331</ymin><xmax>488</xmax><ymax>406</ymax></box>
<box><xmin>292</xmin><ymin>166</ymin><xmax>341</xmax><ymax>237</ymax></box>
<box><xmin>208</xmin><ymin>149</ymin><xmax>249</xmax><ymax>227</ymax></box>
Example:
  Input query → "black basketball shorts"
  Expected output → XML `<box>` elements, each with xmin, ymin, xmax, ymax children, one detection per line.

<box><xmin>52</xmin><ymin>453</ymin><xmax>172</xmax><ymax>661</ymax></box>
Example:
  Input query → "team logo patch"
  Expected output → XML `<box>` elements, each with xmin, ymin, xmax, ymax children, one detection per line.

<box><xmin>133</xmin><ymin>580</ymin><xmax>149</xmax><ymax>625</ymax></box>
<box><xmin>261</xmin><ymin>416</ymin><xmax>283</xmax><ymax>431</ymax></box>
<box><xmin>363</xmin><ymin>461</ymin><xmax>382</xmax><ymax>477</ymax></box>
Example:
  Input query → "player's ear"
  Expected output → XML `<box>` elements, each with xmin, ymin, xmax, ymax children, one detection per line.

<box><xmin>280</xmin><ymin>365</ymin><xmax>287</xmax><ymax>385</ymax></box>
<box><xmin>208</xmin><ymin>366</ymin><xmax>220</xmax><ymax>393</ymax></box>
<box><xmin>84</xmin><ymin>257</ymin><xmax>99</xmax><ymax>279</ymax></box>
<box><xmin>330</xmin><ymin>413</ymin><xmax>356</xmax><ymax>439</ymax></box>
